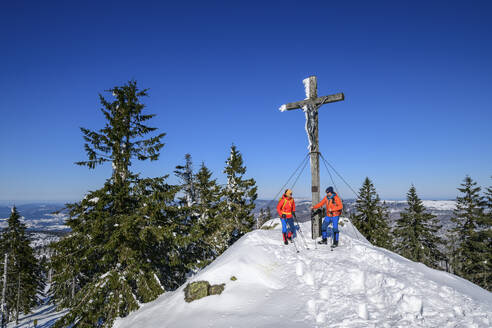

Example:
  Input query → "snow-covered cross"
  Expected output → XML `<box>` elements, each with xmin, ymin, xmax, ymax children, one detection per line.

<box><xmin>279</xmin><ymin>76</ymin><xmax>344</xmax><ymax>239</ymax></box>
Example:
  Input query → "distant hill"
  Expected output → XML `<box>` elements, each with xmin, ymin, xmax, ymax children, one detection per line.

<box><xmin>0</xmin><ymin>203</ymin><xmax>68</xmax><ymax>230</ymax></box>
<box><xmin>255</xmin><ymin>199</ymin><xmax>455</xmax><ymax>230</ymax></box>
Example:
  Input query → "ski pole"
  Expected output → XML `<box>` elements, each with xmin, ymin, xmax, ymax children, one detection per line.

<box><xmin>293</xmin><ymin>213</ymin><xmax>310</xmax><ymax>250</ymax></box>
<box><xmin>291</xmin><ymin>235</ymin><xmax>300</xmax><ymax>253</ymax></box>
<box><xmin>293</xmin><ymin>212</ymin><xmax>309</xmax><ymax>249</ymax></box>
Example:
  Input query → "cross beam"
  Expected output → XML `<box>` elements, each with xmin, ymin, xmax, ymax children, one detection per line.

<box><xmin>280</xmin><ymin>93</ymin><xmax>344</xmax><ymax>112</ymax></box>
<box><xmin>279</xmin><ymin>76</ymin><xmax>344</xmax><ymax>239</ymax></box>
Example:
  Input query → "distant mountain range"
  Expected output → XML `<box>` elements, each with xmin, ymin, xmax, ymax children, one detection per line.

<box><xmin>1</xmin><ymin>200</ymin><xmax>457</xmax><ymax>233</ymax></box>
<box><xmin>254</xmin><ymin>199</ymin><xmax>456</xmax><ymax>232</ymax></box>
<box><xmin>0</xmin><ymin>203</ymin><xmax>68</xmax><ymax>231</ymax></box>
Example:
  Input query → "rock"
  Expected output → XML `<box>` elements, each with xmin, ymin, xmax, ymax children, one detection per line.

<box><xmin>230</xmin><ymin>276</ymin><xmax>237</xmax><ymax>281</ymax></box>
<box><xmin>184</xmin><ymin>281</ymin><xmax>226</xmax><ymax>302</ymax></box>
<box><xmin>208</xmin><ymin>283</ymin><xmax>225</xmax><ymax>295</ymax></box>
<box><xmin>184</xmin><ymin>281</ymin><xmax>210</xmax><ymax>303</ymax></box>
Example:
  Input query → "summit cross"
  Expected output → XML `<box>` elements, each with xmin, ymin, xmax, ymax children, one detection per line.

<box><xmin>279</xmin><ymin>76</ymin><xmax>344</xmax><ymax>239</ymax></box>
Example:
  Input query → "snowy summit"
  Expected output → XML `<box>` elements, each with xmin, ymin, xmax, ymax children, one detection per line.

<box><xmin>114</xmin><ymin>218</ymin><xmax>492</xmax><ymax>328</ymax></box>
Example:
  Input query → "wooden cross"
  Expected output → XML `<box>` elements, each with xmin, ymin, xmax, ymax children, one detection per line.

<box><xmin>279</xmin><ymin>76</ymin><xmax>344</xmax><ymax>239</ymax></box>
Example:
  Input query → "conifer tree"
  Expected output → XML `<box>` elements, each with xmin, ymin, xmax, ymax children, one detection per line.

<box><xmin>266</xmin><ymin>207</ymin><xmax>273</xmax><ymax>223</ymax></box>
<box><xmin>0</xmin><ymin>207</ymin><xmax>43</xmax><ymax>324</ymax></box>
<box><xmin>220</xmin><ymin>145</ymin><xmax>258</xmax><ymax>248</ymax></box>
<box><xmin>193</xmin><ymin>163</ymin><xmax>223</xmax><ymax>266</ymax></box>
<box><xmin>393</xmin><ymin>185</ymin><xmax>444</xmax><ymax>268</ymax></box>
<box><xmin>257</xmin><ymin>209</ymin><xmax>265</xmax><ymax>229</ymax></box>
<box><xmin>257</xmin><ymin>207</ymin><xmax>273</xmax><ymax>229</ymax></box>
<box><xmin>174</xmin><ymin>156</ymin><xmax>219</xmax><ymax>272</ymax></box>
<box><xmin>450</xmin><ymin>176</ymin><xmax>489</xmax><ymax>290</ymax></box>
<box><xmin>481</xmin><ymin>178</ymin><xmax>492</xmax><ymax>290</ymax></box>
<box><xmin>350</xmin><ymin>177</ymin><xmax>392</xmax><ymax>248</ymax></box>
<box><xmin>375</xmin><ymin>201</ymin><xmax>393</xmax><ymax>249</ymax></box>
<box><xmin>51</xmin><ymin>81</ymin><xmax>185</xmax><ymax>327</ymax></box>
<box><xmin>174</xmin><ymin>154</ymin><xmax>197</xmax><ymax>207</ymax></box>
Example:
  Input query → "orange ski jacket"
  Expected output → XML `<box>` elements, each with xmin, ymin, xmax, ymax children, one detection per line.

<box><xmin>277</xmin><ymin>196</ymin><xmax>296</xmax><ymax>219</ymax></box>
<box><xmin>313</xmin><ymin>194</ymin><xmax>343</xmax><ymax>217</ymax></box>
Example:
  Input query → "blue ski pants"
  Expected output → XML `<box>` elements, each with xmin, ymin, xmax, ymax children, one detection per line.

<box><xmin>281</xmin><ymin>218</ymin><xmax>296</xmax><ymax>238</ymax></box>
<box><xmin>322</xmin><ymin>216</ymin><xmax>339</xmax><ymax>241</ymax></box>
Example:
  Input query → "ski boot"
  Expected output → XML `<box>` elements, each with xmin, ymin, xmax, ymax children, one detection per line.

<box><xmin>318</xmin><ymin>238</ymin><xmax>327</xmax><ymax>245</ymax></box>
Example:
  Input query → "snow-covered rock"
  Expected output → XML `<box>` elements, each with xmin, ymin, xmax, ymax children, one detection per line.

<box><xmin>114</xmin><ymin>218</ymin><xmax>492</xmax><ymax>328</ymax></box>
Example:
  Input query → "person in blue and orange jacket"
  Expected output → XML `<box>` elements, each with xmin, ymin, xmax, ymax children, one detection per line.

<box><xmin>312</xmin><ymin>186</ymin><xmax>343</xmax><ymax>247</ymax></box>
<box><xmin>276</xmin><ymin>189</ymin><xmax>296</xmax><ymax>245</ymax></box>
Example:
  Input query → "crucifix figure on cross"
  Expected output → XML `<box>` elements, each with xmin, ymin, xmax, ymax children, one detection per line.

<box><xmin>279</xmin><ymin>76</ymin><xmax>344</xmax><ymax>239</ymax></box>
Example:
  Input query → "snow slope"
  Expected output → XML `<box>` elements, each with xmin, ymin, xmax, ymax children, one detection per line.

<box><xmin>114</xmin><ymin>218</ymin><xmax>491</xmax><ymax>328</ymax></box>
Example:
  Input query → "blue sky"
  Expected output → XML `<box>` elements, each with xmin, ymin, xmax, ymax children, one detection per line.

<box><xmin>1</xmin><ymin>0</ymin><xmax>491</xmax><ymax>203</ymax></box>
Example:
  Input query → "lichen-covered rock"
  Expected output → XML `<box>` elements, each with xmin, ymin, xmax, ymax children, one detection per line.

<box><xmin>208</xmin><ymin>283</ymin><xmax>225</xmax><ymax>296</ymax></box>
<box><xmin>184</xmin><ymin>281</ymin><xmax>226</xmax><ymax>302</ymax></box>
<box><xmin>184</xmin><ymin>281</ymin><xmax>210</xmax><ymax>303</ymax></box>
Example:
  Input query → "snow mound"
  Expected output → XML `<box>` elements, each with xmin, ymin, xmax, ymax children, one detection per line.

<box><xmin>114</xmin><ymin>218</ymin><xmax>492</xmax><ymax>328</ymax></box>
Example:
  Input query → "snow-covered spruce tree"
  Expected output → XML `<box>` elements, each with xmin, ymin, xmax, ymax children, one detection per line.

<box><xmin>192</xmin><ymin>163</ymin><xmax>224</xmax><ymax>267</ymax></box>
<box><xmin>257</xmin><ymin>209</ymin><xmax>265</xmax><ymax>229</ymax></box>
<box><xmin>350</xmin><ymin>177</ymin><xmax>392</xmax><ymax>249</ymax></box>
<box><xmin>481</xmin><ymin>178</ymin><xmax>492</xmax><ymax>290</ymax></box>
<box><xmin>173</xmin><ymin>156</ymin><xmax>218</xmax><ymax>272</ymax></box>
<box><xmin>266</xmin><ymin>207</ymin><xmax>273</xmax><ymax>223</ymax></box>
<box><xmin>174</xmin><ymin>154</ymin><xmax>197</xmax><ymax>207</ymax></box>
<box><xmin>450</xmin><ymin>176</ymin><xmax>489</xmax><ymax>290</ymax></box>
<box><xmin>393</xmin><ymin>185</ymin><xmax>444</xmax><ymax>269</ymax></box>
<box><xmin>219</xmin><ymin>145</ymin><xmax>258</xmax><ymax>250</ymax></box>
<box><xmin>50</xmin><ymin>81</ymin><xmax>186</xmax><ymax>328</ymax></box>
<box><xmin>257</xmin><ymin>207</ymin><xmax>273</xmax><ymax>229</ymax></box>
<box><xmin>0</xmin><ymin>206</ymin><xmax>44</xmax><ymax>324</ymax></box>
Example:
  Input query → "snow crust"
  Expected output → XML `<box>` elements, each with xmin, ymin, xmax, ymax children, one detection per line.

<box><xmin>114</xmin><ymin>218</ymin><xmax>492</xmax><ymax>328</ymax></box>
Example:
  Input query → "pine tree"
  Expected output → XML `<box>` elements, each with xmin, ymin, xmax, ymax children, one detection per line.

<box><xmin>219</xmin><ymin>145</ymin><xmax>258</xmax><ymax>249</ymax></box>
<box><xmin>51</xmin><ymin>81</ymin><xmax>186</xmax><ymax>327</ymax></box>
<box><xmin>193</xmin><ymin>163</ymin><xmax>223</xmax><ymax>266</ymax></box>
<box><xmin>174</xmin><ymin>154</ymin><xmax>197</xmax><ymax>207</ymax></box>
<box><xmin>450</xmin><ymin>176</ymin><xmax>489</xmax><ymax>290</ymax></box>
<box><xmin>477</xmin><ymin>177</ymin><xmax>492</xmax><ymax>290</ymax></box>
<box><xmin>257</xmin><ymin>207</ymin><xmax>273</xmax><ymax>229</ymax></box>
<box><xmin>375</xmin><ymin>201</ymin><xmax>393</xmax><ymax>249</ymax></box>
<box><xmin>174</xmin><ymin>156</ymin><xmax>221</xmax><ymax>272</ymax></box>
<box><xmin>393</xmin><ymin>185</ymin><xmax>444</xmax><ymax>268</ymax></box>
<box><xmin>266</xmin><ymin>207</ymin><xmax>273</xmax><ymax>223</ymax></box>
<box><xmin>257</xmin><ymin>209</ymin><xmax>265</xmax><ymax>229</ymax></box>
<box><xmin>350</xmin><ymin>177</ymin><xmax>392</xmax><ymax>248</ymax></box>
<box><xmin>0</xmin><ymin>207</ymin><xmax>44</xmax><ymax>324</ymax></box>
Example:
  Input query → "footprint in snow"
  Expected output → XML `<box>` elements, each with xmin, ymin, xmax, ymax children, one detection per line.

<box><xmin>303</xmin><ymin>271</ymin><xmax>315</xmax><ymax>286</ymax></box>
<box><xmin>319</xmin><ymin>287</ymin><xmax>329</xmax><ymax>300</ymax></box>
<box><xmin>296</xmin><ymin>262</ymin><xmax>304</xmax><ymax>276</ymax></box>
<box><xmin>306</xmin><ymin>299</ymin><xmax>317</xmax><ymax>316</ymax></box>
<box><xmin>315</xmin><ymin>312</ymin><xmax>326</xmax><ymax>323</ymax></box>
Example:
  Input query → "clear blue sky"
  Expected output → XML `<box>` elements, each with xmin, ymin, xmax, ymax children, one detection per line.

<box><xmin>1</xmin><ymin>0</ymin><xmax>491</xmax><ymax>203</ymax></box>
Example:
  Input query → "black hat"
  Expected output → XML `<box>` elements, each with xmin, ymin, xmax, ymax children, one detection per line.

<box><xmin>325</xmin><ymin>187</ymin><xmax>334</xmax><ymax>194</ymax></box>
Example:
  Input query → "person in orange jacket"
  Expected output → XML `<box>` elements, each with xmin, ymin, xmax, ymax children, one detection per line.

<box><xmin>276</xmin><ymin>189</ymin><xmax>296</xmax><ymax>245</ymax></box>
<box><xmin>312</xmin><ymin>186</ymin><xmax>343</xmax><ymax>247</ymax></box>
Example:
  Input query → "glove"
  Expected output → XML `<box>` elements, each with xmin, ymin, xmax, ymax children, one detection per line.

<box><xmin>292</xmin><ymin>211</ymin><xmax>296</xmax><ymax>218</ymax></box>
<box><xmin>281</xmin><ymin>214</ymin><xmax>287</xmax><ymax>219</ymax></box>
